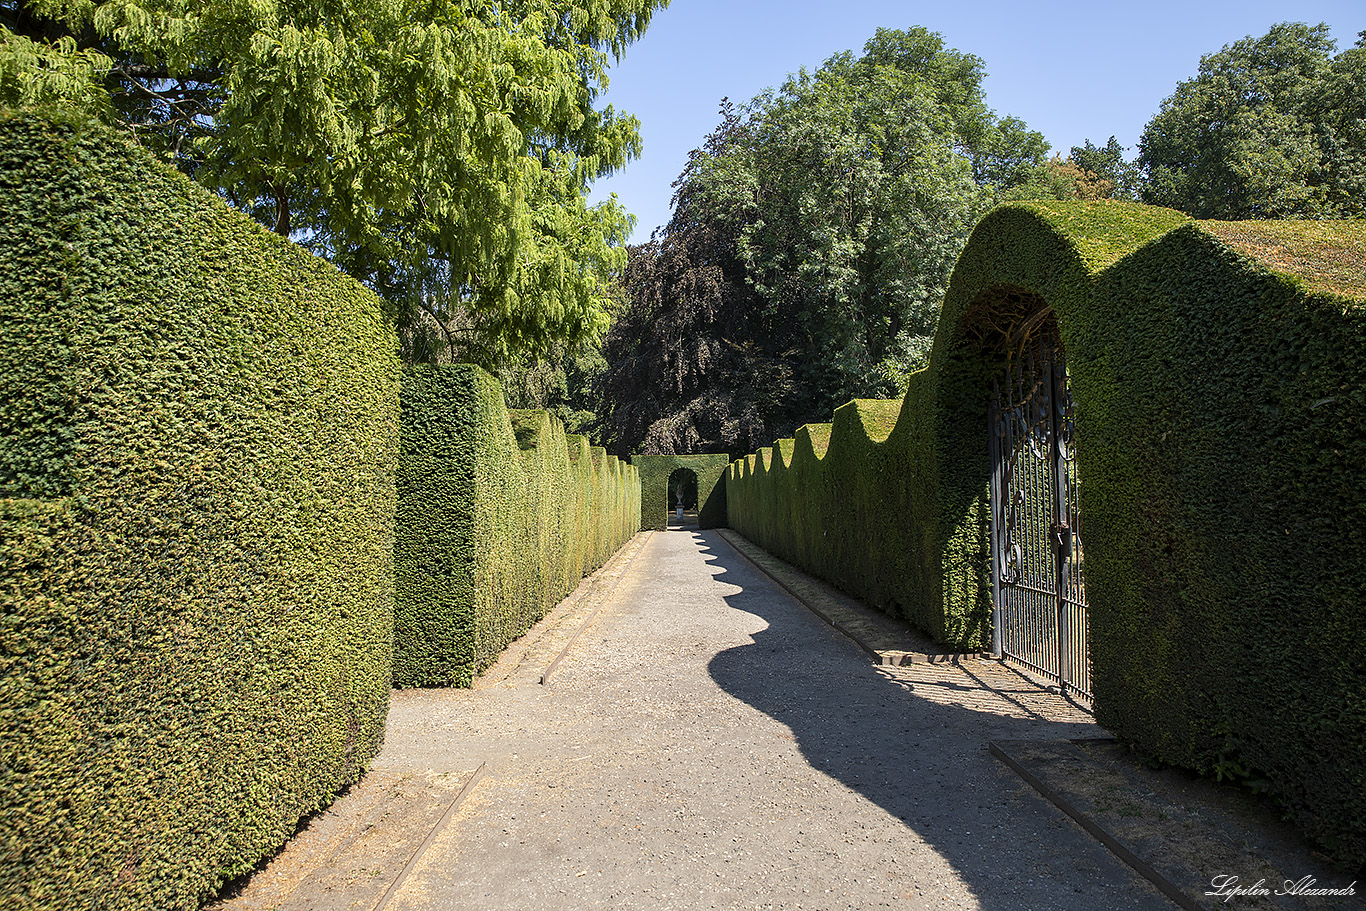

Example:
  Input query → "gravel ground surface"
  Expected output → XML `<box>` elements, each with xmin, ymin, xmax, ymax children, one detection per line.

<box><xmin>215</xmin><ymin>526</ymin><xmax>1174</xmax><ymax>911</ymax></box>
<box><xmin>377</xmin><ymin>527</ymin><xmax>1170</xmax><ymax>911</ymax></box>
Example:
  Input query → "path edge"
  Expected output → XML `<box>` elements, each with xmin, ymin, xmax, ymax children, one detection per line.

<box><xmin>371</xmin><ymin>763</ymin><xmax>488</xmax><ymax>911</ymax></box>
<box><xmin>988</xmin><ymin>742</ymin><xmax>1197</xmax><ymax>911</ymax></box>
<box><xmin>714</xmin><ymin>529</ymin><xmax>979</xmax><ymax>667</ymax></box>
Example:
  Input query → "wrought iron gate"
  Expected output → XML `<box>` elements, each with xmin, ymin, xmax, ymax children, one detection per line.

<box><xmin>987</xmin><ymin>325</ymin><xmax>1091</xmax><ymax>699</ymax></box>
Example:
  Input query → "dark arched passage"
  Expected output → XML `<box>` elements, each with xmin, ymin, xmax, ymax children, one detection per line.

<box><xmin>962</xmin><ymin>290</ymin><xmax>1090</xmax><ymax>698</ymax></box>
<box><xmin>667</xmin><ymin>467</ymin><xmax>699</xmax><ymax>526</ymax></box>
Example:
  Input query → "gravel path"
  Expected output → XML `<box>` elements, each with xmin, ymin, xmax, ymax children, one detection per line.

<box><xmin>365</xmin><ymin>528</ymin><xmax>1171</xmax><ymax>911</ymax></box>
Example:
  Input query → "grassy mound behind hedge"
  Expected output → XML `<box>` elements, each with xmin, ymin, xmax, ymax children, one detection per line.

<box><xmin>0</xmin><ymin>112</ymin><xmax>399</xmax><ymax>910</ymax></box>
<box><xmin>394</xmin><ymin>365</ymin><xmax>640</xmax><ymax>687</ymax></box>
<box><xmin>728</xmin><ymin>200</ymin><xmax>1366</xmax><ymax>864</ymax></box>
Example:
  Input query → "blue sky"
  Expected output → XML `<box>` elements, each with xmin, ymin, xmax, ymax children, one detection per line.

<box><xmin>587</xmin><ymin>0</ymin><xmax>1362</xmax><ymax>241</ymax></box>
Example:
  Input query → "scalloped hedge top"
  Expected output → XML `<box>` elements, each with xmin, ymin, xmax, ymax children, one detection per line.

<box><xmin>1000</xmin><ymin>200</ymin><xmax>1192</xmax><ymax>272</ymax></box>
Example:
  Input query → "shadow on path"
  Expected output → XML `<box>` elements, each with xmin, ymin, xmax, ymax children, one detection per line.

<box><xmin>696</xmin><ymin>530</ymin><xmax>1170</xmax><ymax>911</ymax></box>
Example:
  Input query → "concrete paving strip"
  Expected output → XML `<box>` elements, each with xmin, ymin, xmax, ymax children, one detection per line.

<box><xmin>539</xmin><ymin>532</ymin><xmax>655</xmax><ymax>685</ymax></box>
<box><xmin>990</xmin><ymin>739</ymin><xmax>1363</xmax><ymax>911</ymax></box>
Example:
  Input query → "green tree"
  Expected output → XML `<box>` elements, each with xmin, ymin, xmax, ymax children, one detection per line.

<box><xmin>1069</xmin><ymin>137</ymin><xmax>1139</xmax><ymax>200</ymax></box>
<box><xmin>498</xmin><ymin>344</ymin><xmax>611</xmax><ymax>439</ymax></box>
<box><xmin>600</xmin><ymin>28</ymin><xmax>1051</xmax><ymax>456</ymax></box>
<box><xmin>1138</xmin><ymin>22</ymin><xmax>1365</xmax><ymax>219</ymax></box>
<box><xmin>1</xmin><ymin>0</ymin><xmax>664</xmax><ymax>364</ymax></box>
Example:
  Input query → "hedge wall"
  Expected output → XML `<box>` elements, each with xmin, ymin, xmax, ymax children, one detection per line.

<box><xmin>1082</xmin><ymin>218</ymin><xmax>1366</xmax><ymax>864</ymax></box>
<box><xmin>0</xmin><ymin>112</ymin><xmax>400</xmax><ymax>910</ymax></box>
<box><xmin>394</xmin><ymin>365</ymin><xmax>640</xmax><ymax>687</ymax></box>
<box><xmin>728</xmin><ymin>201</ymin><xmax>1366</xmax><ymax>864</ymax></box>
<box><xmin>632</xmin><ymin>454</ymin><xmax>730</xmax><ymax>531</ymax></box>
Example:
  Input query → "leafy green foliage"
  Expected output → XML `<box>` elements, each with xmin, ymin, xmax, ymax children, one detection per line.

<box><xmin>1138</xmin><ymin>22</ymin><xmax>1366</xmax><ymax>218</ymax></box>
<box><xmin>0</xmin><ymin>0</ymin><xmax>664</xmax><ymax>364</ymax></box>
<box><xmin>0</xmin><ymin>112</ymin><xmax>398</xmax><ymax>909</ymax></box>
<box><xmin>1004</xmin><ymin>139</ymin><xmax>1140</xmax><ymax>203</ymax></box>
<box><xmin>394</xmin><ymin>365</ymin><xmax>639</xmax><ymax>687</ymax></box>
<box><xmin>1069</xmin><ymin>137</ymin><xmax>1140</xmax><ymax>200</ymax></box>
<box><xmin>728</xmin><ymin>392</ymin><xmax>955</xmax><ymax>639</ymax></box>
<box><xmin>599</xmin><ymin>119</ymin><xmax>795</xmax><ymax>456</ymax></box>
<box><xmin>497</xmin><ymin>343</ymin><xmax>612</xmax><ymax>441</ymax></box>
<box><xmin>1003</xmin><ymin>155</ymin><xmax>1100</xmax><ymax>202</ymax></box>
<box><xmin>600</xmin><ymin>28</ymin><xmax>1051</xmax><ymax>458</ymax></box>
<box><xmin>729</xmin><ymin>199</ymin><xmax>1366</xmax><ymax>866</ymax></box>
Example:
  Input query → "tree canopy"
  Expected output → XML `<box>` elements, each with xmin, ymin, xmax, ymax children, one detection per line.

<box><xmin>1</xmin><ymin>0</ymin><xmax>664</xmax><ymax>364</ymax></box>
<box><xmin>1068</xmin><ymin>137</ymin><xmax>1140</xmax><ymax>200</ymax></box>
<box><xmin>1138</xmin><ymin>22</ymin><xmax>1366</xmax><ymax>219</ymax></box>
<box><xmin>599</xmin><ymin>28</ymin><xmax>1050</xmax><ymax>456</ymax></box>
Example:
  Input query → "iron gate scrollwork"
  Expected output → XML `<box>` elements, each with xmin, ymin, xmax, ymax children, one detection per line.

<box><xmin>988</xmin><ymin>324</ymin><xmax>1090</xmax><ymax>699</ymax></box>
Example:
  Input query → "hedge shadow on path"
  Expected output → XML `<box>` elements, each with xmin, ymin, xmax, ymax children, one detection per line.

<box><xmin>696</xmin><ymin>532</ymin><xmax>1171</xmax><ymax>911</ymax></box>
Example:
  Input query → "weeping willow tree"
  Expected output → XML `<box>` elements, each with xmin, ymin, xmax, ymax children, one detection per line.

<box><xmin>1</xmin><ymin>0</ymin><xmax>663</xmax><ymax>364</ymax></box>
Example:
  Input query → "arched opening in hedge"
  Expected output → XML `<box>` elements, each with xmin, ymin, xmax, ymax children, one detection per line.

<box><xmin>630</xmin><ymin>454</ymin><xmax>730</xmax><ymax>530</ymax></box>
<box><xmin>950</xmin><ymin>285</ymin><xmax>1091</xmax><ymax>698</ymax></box>
<box><xmin>667</xmin><ymin>467</ymin><xmax>699</xmax><ymax>525</ymax></box>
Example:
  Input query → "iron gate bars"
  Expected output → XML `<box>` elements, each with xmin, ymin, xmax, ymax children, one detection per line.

<box><xmin>987</xmin><ymin>325</ymin><xmax>1091</xmax><ymax>700</ymax></box>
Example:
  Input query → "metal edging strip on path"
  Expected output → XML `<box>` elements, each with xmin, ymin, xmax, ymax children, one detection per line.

<box><xmin>987</xmin><ymin>742</ymin><xmax>1198</xmax><ymax>911</ymax></box>
<box><xmin>370</xmin><ymin>762</ymin><xmax>488</xmax><ymax>911</ymax></box>
<box><xmin>540</xmin><ymin>531</ymin><xmax>654</xmax><ymax>686</ymax></box>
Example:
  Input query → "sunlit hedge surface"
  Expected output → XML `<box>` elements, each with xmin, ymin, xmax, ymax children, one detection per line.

<box><xmin>0</xmin><ymin>112</ymin><xmax>399</xmax><ymax>909</ymax></box>
<box><xmin>394</xmin><ymin>365</ymin><xmax>640</xmax><ymax>687</ymax></box>
<box><xmin>728</xmin><ymin>201</ymin><xmax>1366</xmax><ymax>864</ymax></box>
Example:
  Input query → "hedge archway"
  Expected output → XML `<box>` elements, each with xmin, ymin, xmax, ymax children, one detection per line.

<box><xmin>631</xmin><ymin>454</ymin><xmax>730</xmax><ymax>530</ymax></box>
<box><xmin>727</xmin><ymin>200</ymin><xmax>1366</xmax><ymax>863</ymax></box>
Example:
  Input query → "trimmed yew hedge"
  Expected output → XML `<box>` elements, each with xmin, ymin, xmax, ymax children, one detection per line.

<box><xmin>632</xmin><ymin>454</ymin><xmax>730</xmax><ymax>531</ymax></box>
<box><xmin>1083</xmin><ymin>219</ymin><xmax>1366</xmax><ymax>865</ymax></box>
<box><xmin>394</xmin><ymin>365</ymin><xmax>640</xmax><ymax>687</ymax></box>
<box><xmin>728</xmin><ymin>201</ymin><xmax>1366</xmax><ymax>863</ymax></box>
<box><xmin>0</xmin><ymin>112</ymin><xmax>399</xmax><ymax>910</ymax></box>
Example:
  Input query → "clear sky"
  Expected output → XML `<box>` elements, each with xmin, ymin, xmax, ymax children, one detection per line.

<box><xmin>587</xmin><ymin>0</ymin><xmax>1362</xmax><ymax>241</ymax></box>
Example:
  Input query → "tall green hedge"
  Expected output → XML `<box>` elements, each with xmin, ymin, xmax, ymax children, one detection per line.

<box><xmin>1082</xmin><ymin>219</ymin><xmax>1366</xmax><ymax>864</ymax></box>
<box><xmin>632</xmin><ymin>454</ymin><xmax>730</xmax><ymax>530</ymax></box>
<box><xmin>0</xmin><ymin>112</ymin><xmax>400</xmax><ymax>909</ymax></box>
<box><xmin>728</xmin><ymin>200</ymin><xmax>1366</xmax><ymax>863</ymax></box>
<box><xmin>394</xmin><ymin>365</ymin><xmax>640</xmax><ymax>687</ymax></box>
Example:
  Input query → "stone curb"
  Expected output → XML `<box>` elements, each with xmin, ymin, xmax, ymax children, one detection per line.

<box><xmin>989</xmin><ymin>740</ymin><xmax>1198</xmax><ymax>911</ymax></box>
